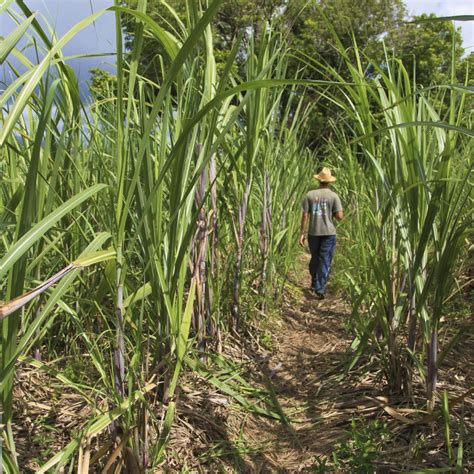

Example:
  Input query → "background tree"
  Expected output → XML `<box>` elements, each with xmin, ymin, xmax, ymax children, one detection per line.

<box><xmin>122</xmin><ymin>0</ymin><xmax>286</xmax><ymax>80</ymax></box>
<box><xmin>89</xmin><ymin>67</ymin><xmax>118</xmax><ymax>99</ymax></box>
<box><xmin>282</xmin><ymin>0</ymin><xmax>406</xmax><ymax>76</ymax></box>
<box><xmin>279</xmin><ymin>0</ymin><xmax>406</xmax><ymax>148</ymax></box>
<box><xmin>117</xmin><ymin>1</ymin><xmax>468</xmax><ymax>149</ymax></box>
<box><xmin>384</xmin><ymin>13</ymin><xmax>464</xmax><ymax>87</ymax></box>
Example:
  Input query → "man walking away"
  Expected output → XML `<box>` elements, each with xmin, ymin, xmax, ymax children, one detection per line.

<box><xmin>299</xmin><ymin>167</ymin><xmax>343</xmax><ymax>299</ymax></box>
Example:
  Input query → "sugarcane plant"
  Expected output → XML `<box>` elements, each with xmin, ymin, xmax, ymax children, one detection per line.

<box><xmin>304</xmin><ymin>28</ymin><xmax>473</xmax><ymax>407</ymax></box>
<box><xmin>218</xmin><ymin>28</ymin><xmax>314</xmax><ymax>326</ymax></box>
<box><xmin>1</xmin><ymin>0</ymin><xmax>320</xmax><ymax>470</ymax></box>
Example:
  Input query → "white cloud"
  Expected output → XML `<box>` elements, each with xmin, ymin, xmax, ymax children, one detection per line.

<box><xmin>405</xmin><ymin>0</ymin><xmax>474</xmax><ymax>53</ymax></box>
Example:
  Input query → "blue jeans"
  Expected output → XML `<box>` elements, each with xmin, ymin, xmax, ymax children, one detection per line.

<box><xmin>308</xmin><ymin>235</ymin><xmax>336</xmax><ymax>294</ymax></box>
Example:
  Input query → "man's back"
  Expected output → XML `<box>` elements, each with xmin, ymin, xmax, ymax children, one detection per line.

<box><xmin>303</xmin><ymin>188</ymin><xmax>342</xmax><ymax>236</ymax></box>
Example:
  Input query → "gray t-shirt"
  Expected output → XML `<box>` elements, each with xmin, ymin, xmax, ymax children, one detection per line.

<box><xmin>302</xmin><ymin>188</ymin><xmax>343</xmax><ymax>236</ymax></box>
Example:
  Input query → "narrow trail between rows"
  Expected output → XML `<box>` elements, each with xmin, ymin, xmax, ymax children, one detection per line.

<box><xmin>239</xmin><ymin>268</ymin><xmax>361</xmax><ymax>472</ymax></box>
<box><xmin>170</xmin><ymin>255</ymin><xmax>388</xmax><ymax>472</ymax></box>
<box><xmin>171</xmin><ymin>255</ymin><xmax>472</xmax><ymax>472</ymax></box>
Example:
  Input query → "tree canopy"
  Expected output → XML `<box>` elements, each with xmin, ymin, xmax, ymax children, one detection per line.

<box><xmin>114</xmin><ymin>0</ymin><xmax>470</xmax><ymax>148</ymax></box>
<box><xmin>282</xmin><ymin>0</ymin><xmax>406</xmax><ymax>75</ymax></box>
<box><xmin>385</xmin><ymin>13</ymin><xmax>464</xmax><ymax>86</ymax></box>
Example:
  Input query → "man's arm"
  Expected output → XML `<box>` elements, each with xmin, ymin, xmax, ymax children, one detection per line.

<box><xmin>299</xmin><ymin>212</ymin><xmax>309</xmax><ymax>246</ymax></box>
<box><xmin>333</xmin><ymin>194</ymin><xmax>343</xmax><ymax>221</ymax></box>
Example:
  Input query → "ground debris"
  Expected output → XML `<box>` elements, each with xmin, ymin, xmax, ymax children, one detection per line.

<box><xmin>163</xmin><ymin>260</ymin><xmax>473</xmax><ymax>472</ymax></box>
<box><xmin>11</xmin><ymin>258</ymin><xmax>473</xmax><ymax>472</ymax></box>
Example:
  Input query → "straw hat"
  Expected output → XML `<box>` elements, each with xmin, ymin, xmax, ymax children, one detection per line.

<box><xmin>314</xmin><ymin>167</ymin><xmax>337</xmax><ymax>183</ymax></box>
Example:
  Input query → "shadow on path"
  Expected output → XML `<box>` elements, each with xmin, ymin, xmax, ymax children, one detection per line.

<box><xmin>239</xmin><ymin>273</ymin><xmax>359</xmax><ymax>472</ymax></box>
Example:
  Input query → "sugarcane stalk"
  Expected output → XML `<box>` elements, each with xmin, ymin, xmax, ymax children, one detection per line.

<box><xmin>191</xmin><ymin>166</ymin><xmax>209</xmax><ymax>352</ymax></box>
<box><xmin>115</xmin><ymin>255</ymin><xmax>126</xmax><ymax>398</ymax></box>
<box><xmin>427</xmin><ymin>324</ymin><xmax>439</xmax><ymax>412</ymax></box>
<box><xmin>259</xmin><ymin>172</ymin><xmax>271</xmax><ymax>310</ymax></box>
<box><xmin>208</xmin><ymin>156</ymin><xmax>219</xmax><ymax>342</ymax></box>
<box><xmin>209</xmin><ymin>156</ymin><xmax>218</xmax><ymax>276</ymax></box>
<box><xmin>231</xmin><ymin>179</ymin><xmax>251</xmax><ymax>328</ymax></box>
<box><xmin>407</xmin><ymin>291</ymin><xmax>417</xmax><ymax>353</ymax></box>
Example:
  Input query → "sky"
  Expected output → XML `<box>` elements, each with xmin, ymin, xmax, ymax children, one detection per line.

<box><xmin>0</xmin><ymin>0</ymin><xmax>117</xmax><ymax>96</ymax></box>
<box><xmin>405</xmin><ymin>0</ymin><xmax>473</xmax><ymax>53</ymax></box>
<box><xmin>1</xmin><ymin>0</ymin><xmax>473</xmax><ymax>96</ymax></box>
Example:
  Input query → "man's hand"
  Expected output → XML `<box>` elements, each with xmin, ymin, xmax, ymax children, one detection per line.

<box><xmin>300</xmin><ymin>212</ymin><xmax>309</xmax><ymax>247</ymax></box>
<box><xmin>299</xmin><ymin>233</ymin><xmax>306</xmax><ymax>247</ymax></box>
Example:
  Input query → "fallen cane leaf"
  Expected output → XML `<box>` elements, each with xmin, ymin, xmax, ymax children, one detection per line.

<box><xmin>0</xmin><ymin>250</ymin><xmax>116</xmax><ymax>320</ymax></box>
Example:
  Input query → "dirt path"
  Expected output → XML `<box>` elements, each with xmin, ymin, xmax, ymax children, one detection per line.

<box><xmin>239</xmin><ymin>275</ymin><xmax>360</xmax><ymax>471</ymax></box>
<box><xmin>168</xmin><ymin>262</ymin><xmax>391</xmax><ymax>472</ymax></box>
<box><xmin>169</xmin><ymin>259</ymin><xmax>408</xmax><ymax>472</ymax></box>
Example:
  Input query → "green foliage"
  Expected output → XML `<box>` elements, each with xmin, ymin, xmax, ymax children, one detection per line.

<box><xmin>260</xmin><ymin>331</ymin><xmax>274</xmax><ymax>351</ymax></box>
<box><xmin>283</xmin><ymin>0</ymin><xmax>406</xmax><ymax>73</ymax></box>
<box><xmin>311</xmin><ymin>456</ymin><xmax>331</xmax><ymax>473</ymax></box>
<box><xmin>331</xmin><ymin>419</ymin><xmax>390</xmax><ymax>472</ymax></box>
<box><xmin>0</xmin><ymin>1</ymin><xmax>312</xmax><ymax>469</ymax></box>
<box><xmin>1</xmin><ymin>1</ymin><xmax>471</xmax><ymax>470</ymax></box>
<box><xmin>88</xmin><ymin>67</ymin><xmax>118</xmax><ymax>99</ymax></box>
<box><xmin>385</xmin><ymin>13</ymin><xmax>464</xmax><ymax>87</ymax></box>
<box><xmin>311</xmin><ymin>419</ymin><xmax>393</xmax><ymax>472</ymax></box>
<box><xmin>280</xmin><ymin>0</ymin><xmax>407</xmax><ymax>148</ymax></box>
